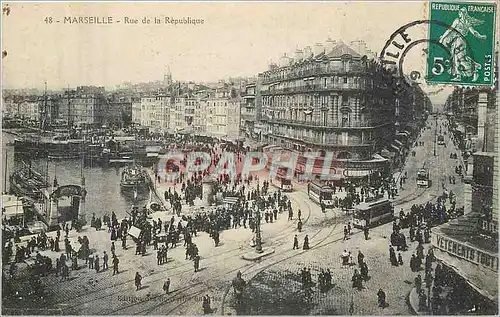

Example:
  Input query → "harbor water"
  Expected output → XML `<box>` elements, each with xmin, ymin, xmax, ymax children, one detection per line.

<box><xmin>1</xmin><ymin>131</ymin><xmax>149</xmax><ymax>221</ymax></box>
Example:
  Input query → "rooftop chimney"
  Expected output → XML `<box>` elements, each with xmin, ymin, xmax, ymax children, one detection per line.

<box><xmin>325</xmin><ymin>38</ymin><xmax>337</xmax><ymax>53</ymax></box>
<box><xmin>279</xmin><ymin>53</ymin><xmax>290</xmax><ymax>67</ymax></box>
<box><xmin>303</xmin><ymin>46</ymin><xmax>313</xmax><ymax>58</ymax></box>
<box><xmin>294</xmin><ymin>49</ymin><xmax>304</xmax><ymax>62</ymax></box>
<box><xmin>313</xmin><ymin>43</ymin><xmax>325</xmax><ymax>56</ymax></box>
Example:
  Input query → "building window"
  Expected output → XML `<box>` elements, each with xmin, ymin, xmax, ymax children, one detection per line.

<box><xmin>343</xmin><ymin>77</ymin><xmax>348</xmax><ymax>84</ymax></box>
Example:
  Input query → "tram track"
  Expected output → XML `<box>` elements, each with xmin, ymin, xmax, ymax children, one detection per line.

<box><xmin>155</xmin><ymin>192</ymin><xmax>318</xmax><ymax>315</ymax></box>
<box><xmin>220</xmin><ymin>193</ymin><xmax>343</xmax><ymax>314</ymax></box>
<box><xmin>52</xmin><ymin>190</ymin><xmax>317</xmax><ymax>314</ymax></box>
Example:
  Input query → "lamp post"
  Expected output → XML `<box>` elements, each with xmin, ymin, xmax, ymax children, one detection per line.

<box><xmin>254</xmin><ymin>204</ymin><xmax>263</xmax><ymax>253</ymax></box>
<box><xmin>434</xmin><ymin>134</ymin><xmax>437</xmax><ymax>156</ymax></box>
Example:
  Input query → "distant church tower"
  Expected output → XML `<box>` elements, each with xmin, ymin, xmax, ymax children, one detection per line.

<box><xmin>163</xmin><ymin>66</ymin><xmax>173</xmax><ymax>87</ymax></box>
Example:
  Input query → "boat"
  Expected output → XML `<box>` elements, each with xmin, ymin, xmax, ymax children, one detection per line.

<box><xmin>120</xmin><ymin>165</ymin><xmax>150</xmax><ymax>194</ymax></box>
<box><xmin>9</xmin><ymin>163</ymin><xmax>50</xmax><ymax>200</ymax></box>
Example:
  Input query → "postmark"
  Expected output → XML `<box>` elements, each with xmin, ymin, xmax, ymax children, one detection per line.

<box><xmin>379</xmin><ymin>19</ymin><xmax>475</xmax><ymax>88</ymax></box>
<box><xmin>427</xmin><ymin>1</ymin><xmax>496</xmax><ymax>85</ymax></box>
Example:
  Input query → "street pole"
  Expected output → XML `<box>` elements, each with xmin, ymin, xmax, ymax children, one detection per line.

<box><xmin>434</xmin><ymin>135</ymin><xmax>437</xmax><ymax>156</ymax></box>
<box><xmin>255</xmin><ymin>206</ymin><xmax>263</xmax><ymax>253</ymax></box>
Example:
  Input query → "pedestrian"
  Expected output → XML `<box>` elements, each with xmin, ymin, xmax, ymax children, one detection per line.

<box><xmin>298</xmin><ymin>209</ymin><xmax>302</xmax><ymax>221</ymax></box>
<box><xmin>202</xmin><ymin>294</ymin><xmax>212</xmax><ymax>314</ymax></box>
<box><xmin>194</xmin><ymin>255</ymin><xmax>200</xmax><ymax>272</ymax></box>
<box><xmin>103</xmin><ymin>251</ymin><xmax>109</xmax><ymax>270</ymax></box>
<box><xmin>415</xmin><ymin>274</ymin><xmax>422</xmax><ymax>295</ymax></box>
<box><xmin>297</xmin><ymin>219</ymin><xmax>302</xmax><ymax>232</ymax></box>
<box><xmin>389</xmin><ymin>245</ymin><xmax>398</xmax><ymax>266</ymax></box>
<box><xmin>111</xmin><ymin>241</ymin><xmax>116</xmax><ymax>257</ymax></box>
<box><xmin>357</xmin><ymin>250</ymin><xmax>364</xmax><ymax>266</ymax></box>
<box><xmin>352</xmin><ymin>269</ymin><xmax>362</xmax><ymax>290</ymax></box>
<box><xmin>293</xmin><ymin>235</ymin><xmax>299</xmax><ymax>250</ymax></box>
<box><xmin>94</xmin><ymin>255</ymin><xmax>100</xmax><ymax>273</ymax></box>
<box><xmin>410</xmin><ymin>254</ymin><xmax>417</xmax><ymax>272</ymax></box>
<box><xmin>343</xmin><ymin>226</ymin><xmax>349</xmax><ymax>241</ymax></box>
<box><xmin>377</xmin><ymin>288</ymin><xmax>387</xmax><ymax>308</ymax></box>
<box><xmin>398</xmin><ymin>253</ymin><xmax>403</xmax><ymax>266</ymax></box>
<box><xmin>135</xmin><ymin>272</ymin><xmax>142</xmax><ymax>290</ymax></box>
<box><xmin>302</xmin><ymin>235</ymin><xmax>310</xmax><ymax>250</ymax></box>
<box><xmin>363</xmin><ymin>227</ymin><xmax>369</xmax><ymax>240</ymax></box>
<box><xmin>360</xmin><ymin>262</ymin><xmax>369</xmax><ymax>281</ymax></box>
<box><xmin>112</xmin><ymin>255</ymin><xmax>119</xmax><ymax>275</ymax></box>
<box><xmin>61</xmin><ymin>263</ymin><xmax>69</xmax><ymax>281</ymax></box>
<box><xmin>163</xmin><ymin>277</ymin><xmax>171</xmax><ymax>294</ymax></box>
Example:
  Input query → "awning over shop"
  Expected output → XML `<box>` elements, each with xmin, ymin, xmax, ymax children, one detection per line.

<box><xmin>434</xmin><ymin>248</ymin><xmax>498</xmax><ymax>303</ymax></box>
<box><xmin>344</xmin><ymin>170</ymin><xmax>372</xmax><ymax>178</ymax></box>
<box><xmin>263</xmin><ymin>145</ymin><xmax>281</xmax><ymax>152</ymax></box>
<box><xmin>396</xmin><ymin>131</ymin><xmax>410</xmax><ymax>137</ymax></box>
<box><xmin>431</xmin><ymin>212</ymin><xmax>498</xmax><ymax>303</ymax></box>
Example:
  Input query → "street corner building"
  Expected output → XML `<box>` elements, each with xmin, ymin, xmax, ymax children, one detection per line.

<box><xmin>258</xmin><ymin>39</ymin><xmax>431</xmax><ymax>181</ymax></box>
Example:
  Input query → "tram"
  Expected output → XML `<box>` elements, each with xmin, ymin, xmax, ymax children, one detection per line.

<box><xmin>416</xmin><ymin>168</ymin><xmax>430</xmax><ymax>187</ymax></box>
<box><xmin>307</xmin><ymin>181</ymin><xmax>335</xmax><ymax>208</ymax></box>
<box><xmin>437</xmin><ymin>135</ymin><xmax>445</xmax><ymax>145</ymax></box>
<box><xmin>277</xmin><ymin>168</ymin><xmax>293</xmax><ymax>192</ymax></box>
<box><xmin>352</xmin><ymin>197</ymin><xmax>394</xmax><ymax>229</ymax></box>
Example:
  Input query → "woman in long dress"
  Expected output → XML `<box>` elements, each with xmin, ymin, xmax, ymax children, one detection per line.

<box><xmin>439</xmin><ymin>8</ymin><xmax>487</xmax><ymax>82</ymax></box>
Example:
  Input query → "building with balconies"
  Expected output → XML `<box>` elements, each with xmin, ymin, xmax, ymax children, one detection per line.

<box><xmin>205</xmin><ymin>87</ymin><xmax>241</xmax><ymax>141</ymax></box>
<box><xmin>56</xmin><ymin>86</ymin><xmax>108</xmax><ymax>127</ymax></box>
<box><xmin>258</xmin><ymin>40</ymin><xmax>400</xmax><ymax>177</ymax></box>
<box><xmin>139</xmin><ymin>94</ymin><xmax>170</xmax><ymax>132</ymax></box>
<box><xmin>241</xmin><ymin>81</ymin><xmax>263</xmax><ymax>140</ymax></box>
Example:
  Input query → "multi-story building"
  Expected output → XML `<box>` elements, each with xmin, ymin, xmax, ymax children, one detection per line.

<box><xmin>431</xmin><ymin>87</ymin><xmax>498</xmax><ymax>314</ymax></box>
<box><xmin>139</xmin><ymin>94</ymin><xmax>170</xmax><ymax>132</ymax></box>
<box><xmin>2</xmin><ymin>95</ymin><xmax>41</xmax><ymax>121</ymax></box>
<box><xmin>170</xmin><ymin>95</ymin><xmax>198</xmax><ymax>134</ymax></box>
<box><xmin>131</xmin><ymin>97</ymin><xmax>142</xmax><ymax>125</ymax></box>
<box><xmin>241</xmin><ymin>81</ymin><xmax>263</xmax><ymax>140</ymax></box>
<box><xmin>105</xmin><ymin>95</ymin><xmax>133</xmax><ymax>127</ymax></box>
<box><xmin>205</xmin><ymin>88</ymin><xmax>241</xmax><ymax>141</ymax></box>
<box><xmin>259</xmin><ymin>40</ymin><xmax>399</xmax><ymax>176</ymax></box>
<box><xmin>58</xmin><ymin>86</ymin><xmax>107</xmax><ymax>127</ymax></box>
<box><xmin>17</xmin><ymin>98</ymin><xmax>40</xmax><ymax>121</ymax></box>
<box><xmin>388</xmin><ymin>75</ymin><xmax>430</xmax><ymax>165</ymax></box>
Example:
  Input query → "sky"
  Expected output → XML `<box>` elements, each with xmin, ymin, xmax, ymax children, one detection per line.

<box><xmin>2</xmin><ymin>1</ymin><xmax>454</xmax><ymax>103</ymax></box>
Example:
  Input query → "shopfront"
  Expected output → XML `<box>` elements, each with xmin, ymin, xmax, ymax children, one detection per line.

<box><xmin>431</xmin><ymin>220</ymin><xmax>498</xmax><ymax>314</ymax></box>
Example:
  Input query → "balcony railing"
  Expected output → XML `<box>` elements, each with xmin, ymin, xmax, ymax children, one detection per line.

<box><xmin>261</xmin><ymin>83</ymin><xmax>366</xmax><ymax>95</ymax></box>
<box><xmin>262</xmin><ymin>117</ymin><xmax>390</xmax><ymax>129</ymax></box>
<box><xmin>270</xmin><ymin>132</ymin><xmax>373</xmax><ymax>147</ymax></box>
<box><xmin>261</xmin><ymin>67</ymin><xmax>366</xmax><ymax>84</ymax></box>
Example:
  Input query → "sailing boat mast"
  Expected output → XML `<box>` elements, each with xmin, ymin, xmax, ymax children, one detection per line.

<box><xmin>3</xmin><ymin>149</ymin><xmax>8</xmax><ymax>193</ymax></box>
<box><xmin>67</xmin><ymin>84</ymin><xmax>71</xmax><ymax>129</ymax></box>
<box><xmin>39</xmin><ymin>82</ymin><xmax>47</xmax><ymax>132</ymax></box>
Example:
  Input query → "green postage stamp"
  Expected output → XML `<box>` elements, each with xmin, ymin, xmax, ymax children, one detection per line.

<box><xmin>427</xmin><ymin>1</ymin><xmax>496</xmax><ymax>86</ymax></box>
